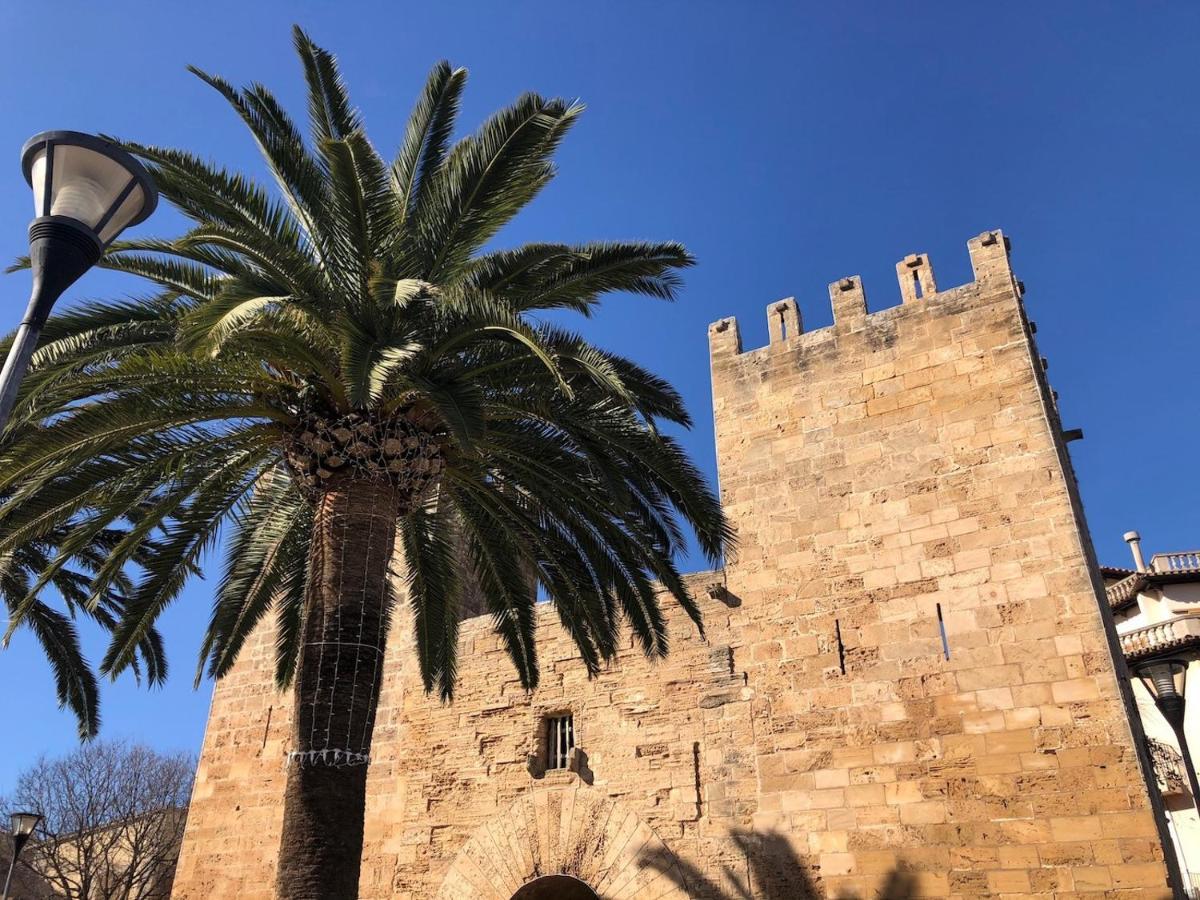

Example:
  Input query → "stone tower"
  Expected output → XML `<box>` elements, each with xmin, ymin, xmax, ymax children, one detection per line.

<box><xmin>171</xmin><ymin>231</ymin><xmax>1177</xmax><ymax>899</ymax></box>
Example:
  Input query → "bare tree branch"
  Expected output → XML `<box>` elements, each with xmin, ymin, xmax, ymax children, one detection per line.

<box><xmin>1</xmin><ymin>739</ymin><xmax>194</xmax><ymax>900</ymax></box>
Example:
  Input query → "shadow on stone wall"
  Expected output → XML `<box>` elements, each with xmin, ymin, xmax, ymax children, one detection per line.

<box><xmin>640</xmin><ymin>831</ymin><xmax>918</xmax><ymax>899</ymax></box>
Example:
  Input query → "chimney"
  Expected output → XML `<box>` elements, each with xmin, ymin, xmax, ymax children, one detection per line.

<box><xmin>1123</xmin><ymin>530</ymin><xmax>1147</xmax><ymax>573</ymax></box>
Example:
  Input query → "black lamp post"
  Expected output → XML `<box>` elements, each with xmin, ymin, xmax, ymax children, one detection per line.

<box><xmin>0</xmin><ymin>131</ymin><xmax>157</xmax><ymax>432</ymax></box>
<box><xmin>2</xmin><ymin>811</ymin><xmax>42</xmax><ymax>900</ymax></box>
<box><xmin>1133</xmin><ymin>657</ymin><xmax>1200</xmax><ymax>811</ymax></box>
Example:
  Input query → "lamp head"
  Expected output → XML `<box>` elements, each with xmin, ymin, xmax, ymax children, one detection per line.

<box><xmin>9</xmin><ymin>811</ymin><xmax>41</xmax><ymax>839</ymax></box>
<box><xmin>18</xmin><ymin>131</ymin><xmax>158</xmax><ymax>325</ymax></box>
<box><xmin>7</xmin><ymin>810</ymin><xmax>41</xmax><ymax>862</ymax></box>
<box><xmin>1134</xmin><ymin>658</ymin><xmax>1190</xmax><ymax>730</ymax></box>
<box><xmin>1136</xmin><ymin>658</ymin><xmax>1189</xmax><ymax>701</ymax></box>
<box><xmin>21</xmin><ymin>131</ymin><xmax>157</xmax><ymax>249</ymax></box>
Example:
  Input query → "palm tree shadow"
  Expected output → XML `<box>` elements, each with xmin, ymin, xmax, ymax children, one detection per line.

<box><xmin>868</xmin><ymin>870</ymin><xmax>919</xmax><ymax>900</ymax></box>
<box><xmin>640</xmin><ymin>830</ymin><xmax>918</xmax><ymax>900</ymax></box>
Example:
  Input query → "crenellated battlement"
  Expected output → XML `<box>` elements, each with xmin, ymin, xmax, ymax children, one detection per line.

<box><xmin>709</xmin><ymin>229</ymin><xmax>1018</xmax><ymax>361</ymax></box>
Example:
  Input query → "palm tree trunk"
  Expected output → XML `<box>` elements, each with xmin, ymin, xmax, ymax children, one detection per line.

<box><xmin>276</xmin><ymin>478</ymin><xmax>401</xmax><ymax>900</ymax></box>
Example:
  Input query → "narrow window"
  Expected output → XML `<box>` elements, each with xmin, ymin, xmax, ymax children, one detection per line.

<box><xmin>546</xmin><ymin>714</ymin><xmax>575</xmax><ymax>770</ymax></box>
<box><xmin>778</xmin><ymin>309</ymin><xmax>788</xmax><ymax>341</ymax></box>
<box><xmin>835</xmin><ymin>619</ymin><xmax>846</xmax><ymax>675</ymax></box>
<box><xmin>912</xmin><ymin>269</ymin><xmax>923</xmax><ymax>299</ymax></box>
<box><xmin>936</xmin><ymin>603</ymin><xmax>950</xmax><ymax>660</ymax></box>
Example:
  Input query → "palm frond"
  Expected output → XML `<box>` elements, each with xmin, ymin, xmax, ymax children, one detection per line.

<box><xmin>399</xmin><ymin>498</ymin><xmax>463</xmax><ymax>699</ymax></box>
<box><xmin>1</xmin><ymin>30</ymin><xmax>730</xmax><ymax>729</ymax></box>
<box><xmin>188</xmin><ymin>66</ymin><xmax>332</xmax><ymax>268</ymax></box>
<box><xmin>199</xmin><ymin>471</ymin><xmax>310</xmax><ymax>684</ymax></box>
<box><xmin>293</xmin><ymin>25</ymin><xmax>361</xmax><ymax>144</ymax></box>
<box><xmin>392</xmin><ymin>61</ymin><xmax>467</xmax><ymax>230</ymax></box>
<box><xmin>415</xmin><ymin>93</ymin><xmax>583</xmax><ymax>280</ymax></box>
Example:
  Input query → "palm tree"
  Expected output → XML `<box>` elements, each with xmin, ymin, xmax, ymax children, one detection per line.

<box><xmin>0</xmin><ymin>27</ymin><xmax>731</xmax><ymax>898</ymax></box>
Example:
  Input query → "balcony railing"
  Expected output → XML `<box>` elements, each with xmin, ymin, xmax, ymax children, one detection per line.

<box><xmin>1151</xmin><ymin>551</ymin><xmax>1200</xmax><ymax>572</ymax></box>
<box><xmin>1120</xmin><ymin>614</ymin><xmax>1200</xmax><ymax>659</ymax></box>
<box><xmin>1107</xmin><ymin>572</ymin><xmax>1144</xmax><ymax>607</ymax></box>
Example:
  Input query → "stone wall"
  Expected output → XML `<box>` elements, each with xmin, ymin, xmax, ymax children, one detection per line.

<box><xmin>704</xmin><ymin>231</ymin><xmax>1173</xmax><ymax>897</ymax></box>
<box><xmin>172</xmin><ymin>231</ymin><xmax>1176</xmax><ymax>899</ymax></box>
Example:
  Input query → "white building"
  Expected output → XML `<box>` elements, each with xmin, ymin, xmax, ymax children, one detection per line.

<box><xmin>1105</xmin><ymin>532</ymin><xmax>1200</xmax><ymax>893</ymax></box>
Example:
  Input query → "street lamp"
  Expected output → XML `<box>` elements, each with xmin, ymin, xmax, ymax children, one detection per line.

<box><xmin>0</xmin><ymin>131</ymin><xmax>158</xmax><ymax>431</ymax></box>
<box><xmin>2</xmin><ymin>810</ymin><xmax>43</xmax><ymax>900</ymax></box>
<box><xmin>1133</xmin><ymin>658</ymin><xmax>1200</xmax><ymax>811</ymax></box>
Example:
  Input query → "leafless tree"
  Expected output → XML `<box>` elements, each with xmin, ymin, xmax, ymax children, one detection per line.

<box><xmin>1</xmin><ymin>740</ymin><xmax>193</xmax><ymax>900</ymax></box>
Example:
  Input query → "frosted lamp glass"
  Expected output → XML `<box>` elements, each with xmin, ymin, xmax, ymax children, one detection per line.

<box><xmin>98</xmin><ymin>183</ymin><xmax>146</xmax><ymax>243</ymax></box>
<box><xmin>1140</xmin><ymin>660</ymin><xmax>1188</xmax><ymax>701</ymax></box>
<box><xmin>29</xmin><ymin>148</ymin><xmax>49</xmax><ymax>216</ymax></box>
<box><xmin>10</xmin><ymin>811</ymin><xmax>41</xmax><ymax>837</ymax></box>
<box><xmin>48</xmin><ymin>143</ymin><xmax>136</xmax><ymax>229</ymax></box>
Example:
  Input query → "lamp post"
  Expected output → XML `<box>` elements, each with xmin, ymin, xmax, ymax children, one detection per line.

<box><xmin>1133</xmin><ymin>658</ymin><xmax>1200</xmax><ymax>811</ymax></box>
<box><xmin>2</xmin><ymin>811</ymin><xmax>42</xmax><ymax>900</ymax></box>
<box><xmin>0</xmin><ymin>131</ymin><xmax>157</xmax><ymax>432</ymax></box>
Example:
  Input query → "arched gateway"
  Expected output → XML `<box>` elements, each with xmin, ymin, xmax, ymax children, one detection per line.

<box><xmin>510</xmin><ymin>874</ymin><xmax>600</xmax><ymax>900</ymax></box>
<box><xmin>436</xmin><ymin>786</ymin><xmax>688</xmax><ymax>899</ymax></box>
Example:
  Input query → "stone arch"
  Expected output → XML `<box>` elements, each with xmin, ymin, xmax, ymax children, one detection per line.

<box><xmin>510</xmin><ymin>874</ymin><xmax>600</xmax><ymax>900</ymax></box>
<box><xmin>436</xmin><ymin>786</ymin><xmax>689</xmax><ymax>900</ymax></box>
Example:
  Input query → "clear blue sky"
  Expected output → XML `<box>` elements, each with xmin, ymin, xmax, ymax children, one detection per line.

<box><xmin>1</xmin><ymin>2</ymin><xmax>1197</xmax><ymax>790</ymax></box>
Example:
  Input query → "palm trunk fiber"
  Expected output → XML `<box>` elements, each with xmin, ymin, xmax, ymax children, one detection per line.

<box><xmin>276</xmin><ymin>479</ymin><xmax>401</xmax><ymax>900</ymax></box>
